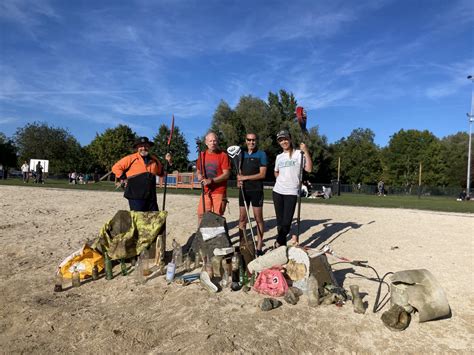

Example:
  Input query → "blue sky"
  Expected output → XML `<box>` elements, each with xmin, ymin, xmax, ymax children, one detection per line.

<box><xmin>1</xmin><ymin>0</ymin><xmax>473</xmax><ymax>159</ymax></box>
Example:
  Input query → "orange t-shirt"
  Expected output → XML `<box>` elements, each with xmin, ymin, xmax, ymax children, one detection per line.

<box><xmin>112</xmin><ymin>152</ymin><xmax>164</xmax><ymax>179</ymax></box>
<box><xmin>196</xmin><ymin>150</ymin><xmax>230</xmax><ymax>195</ymax></box>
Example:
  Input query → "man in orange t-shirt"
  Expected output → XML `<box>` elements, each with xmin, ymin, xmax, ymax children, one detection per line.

<box><xmin>196</xmin><ymin>132</ymin><xmax>231</xmax><ymax>225</ymax></box>
<box><xmin>112</xmin><ymin>137</ymin><xmax>171</xmax><ymax>212</ymax></box>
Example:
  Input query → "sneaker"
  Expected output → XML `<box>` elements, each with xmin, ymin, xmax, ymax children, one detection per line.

<box><xmin>200</xmin><ymin>271</ymin><xmax>218</xmax><ymax>293</ymax></box>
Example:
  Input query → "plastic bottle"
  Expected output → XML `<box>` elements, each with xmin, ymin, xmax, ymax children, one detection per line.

<box><xmin>211</xmin><ymin>256</ymin><xmax>222</xmax><ymax>278</ymax></box>
<box><xmin>140</xmin><ymin>249</ymin><xmax>151</xmax><ymax>276</ymax></box>
<box><xmin>72</xmin><ymin>267</ymin><xmax>81</xmax><ymax>287</ymax></box>
<box><xmin>231</xmin><ymin>254</ymin><xmax>240</xmax><ymax>283</ymax></box>
<box><xmin>220</xmin><ymin>269</ymin><xmax>229</xmax><ymax>289</ymax></box>
<box><xmin>104</xmin><ymin>252</ymin><xmax>113</xmax><ymax>280</ymax></box>
<box><xmin>135</xmin><ymin>254</ymin><xmax>145</xmax><ymax>284</ymax></box>
<box><xmin>231</xmin><ymin>253</ymin><xmax>240</xmax><ymax>271</ymax></box>
<box><xmin>54</xmin><ymin>268</ymin><xmax>63</xmax><ymax>292</ymax></box>
<box><xmin>184</xmin><ymin>254</ymin><xmax>191</xmax><ymax>272</ymax></box>
<box><xmin>194</xmin><ymin>251</ymin><xmax>202</xmax><ymax>270</ymax></box>
<box><xmin>204</xmin><ymin>258</ymin><xmax>214</xmax><ymax>278</ymax></box>
<box><xmin>172</xmin><ymin>239</ymin><xmax>183</xmax><ymax>266</ymax></box>
<box><xmin>166</xmin><ymin>261</ymin><xmax>176</xmax><ymax>283</ymax></box>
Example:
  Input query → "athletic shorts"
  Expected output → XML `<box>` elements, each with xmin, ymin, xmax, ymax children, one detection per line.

<box><xmin>198</xmin><ymin>192</ymin><xmax>227</xmax><ymax>218</ymax></box>
<box><xmin>239</xmin><ymin>189</ymin><xmax>264</xmax><ymax>208</ymax></box>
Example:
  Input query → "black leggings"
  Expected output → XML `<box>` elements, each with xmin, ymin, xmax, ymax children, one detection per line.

<box><xmin>272</xmin><ymin>191</ymin><xmax>297</xmax><ymax>246</ymax></box>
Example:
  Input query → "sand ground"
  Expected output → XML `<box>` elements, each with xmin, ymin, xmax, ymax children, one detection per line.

<box><xmin>0</xmin><ymin>185</ymin><xmax>473</xmax><ymax>353</ymax></box>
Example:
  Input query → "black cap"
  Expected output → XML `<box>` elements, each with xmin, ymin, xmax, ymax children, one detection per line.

<box><xmin>133</xmin><ymin>137</ymin><xmax>154</xmax><ymax>148</ymax></box>
<box><xmin>276</xmin><ymin>130</ymin><xmax>291</xmax><ymax>140</ymax></box>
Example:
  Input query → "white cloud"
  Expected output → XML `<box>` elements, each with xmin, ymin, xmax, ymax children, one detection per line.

<box><xmin>0</xmin><ymin>117</ymin><xmax>19</xmax><ymax>125</ymax></box>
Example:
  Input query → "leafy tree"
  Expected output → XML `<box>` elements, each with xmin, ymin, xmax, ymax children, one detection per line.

<box><xmin>383</xmin><ymin>129</ymin><xmax>444</xmax><ymax>189</ymax></box>
<box><xmin>210</xmin><ymin>100</ymin><xmax>242</xmax><ymax>150</ymax></box>
<box><xmin>152</xmin><ymin>124</ymin><xmax>189</xmax><ymax>171</ymax></box>
<box><xmin>209</xmin><ymin>90</ymin><xmax>329</xmax><ymax>181</ymax></box>
<box><xmin>330</xmin><ymin>128</ymin><xmax>383</xmax><ymax>184</ymax></box>
<box><xmin>268</xmin><ymin>89</ymin><xmax>297</xmax><ymax>123</ymax></box>
<box><xmin>14</xmin><ymin>122</ymin><xmax>82</xmax><ymax>174</ymax></box>
<box><xmin>86</xmin><ymin>125</ymin><xmax>137</xmax><ymax>172</ymax></box>
<box><xmin>0</xmin><ymin>132</ymin><xmax>18</xmax><ymax>169</ymax></box>
<box><xmin>440</xmin><ymin>132</ymin><xmax>470</xmax><ymax>187</ymax></box>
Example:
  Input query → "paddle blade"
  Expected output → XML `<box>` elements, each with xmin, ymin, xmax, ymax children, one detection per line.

<box><xmin>227</xmin><ymin>145</ymin><xmax>241</xmax><ymax>159</ymax></box>
<box><xmin>167</xmin><ymin>115</ymin><xmax>175</xmax><ymax>146</ymax></box>
<box><xmin>296</xmin><ymin>106</ymin><xmax>308</xmax><ymax>133</ymax></box>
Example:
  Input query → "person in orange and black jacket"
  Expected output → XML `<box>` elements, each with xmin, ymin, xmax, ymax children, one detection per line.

<box><xmin>112</xmin><ymin>137</ymin><xmax>172</xmax><ymax>212</ymax></box>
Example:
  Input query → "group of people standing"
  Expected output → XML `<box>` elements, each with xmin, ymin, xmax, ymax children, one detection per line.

<box><xmin>112</xmin><ymin>130</ymin><xmax>312</xmax><ymax>255</ymax></box>
<box><xmin>20</xmin><ymin>161</ymin><xmax>44</xmax><ymax>183</ymax></box>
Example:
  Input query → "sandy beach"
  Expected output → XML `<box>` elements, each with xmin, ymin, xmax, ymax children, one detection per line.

<box><xmin>0</xmin><ymin>185</ymin><xmax>473</xmax><ymax>353</ymax></box>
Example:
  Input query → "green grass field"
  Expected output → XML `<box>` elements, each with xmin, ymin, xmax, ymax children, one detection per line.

<box><xmin>1</xmin><ymin>178</ymin><xmax>473</xmax><ymax>214</ymax></box>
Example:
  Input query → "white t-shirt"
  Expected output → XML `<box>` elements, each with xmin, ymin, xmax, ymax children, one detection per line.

<box><xmin>273</xmin><ymin>149</ymin><xmax>305</xmax><ymax>196</ymax></box>
<box><xmin>21</xmin><ymin>164</ymin><xmax>29</xmax><ymax>172</ymax></box>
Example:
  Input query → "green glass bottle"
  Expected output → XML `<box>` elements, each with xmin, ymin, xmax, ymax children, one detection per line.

<box><xmin>242</xmin><ymin>269</ymin><xmax>249</xmax><ymax>286</ymax></box>
<box><xmin>120</xmin><ymin>259</ymin><xmax>128</xmax><ymax>276</ymax></box>
<box><xmin>104</xmin><ymin>252</ymin><xmax>113</xmax><ymax>280</ymax></box>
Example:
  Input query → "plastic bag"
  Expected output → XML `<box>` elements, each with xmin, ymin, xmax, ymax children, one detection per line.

<box><xmin>59</xmin><ymin>244</ymin><xmax>104</xmax><ymax>279</ymax></box>
<box><xmin>253</xmin><ymin>267</ymin><xmax>288</xmax><ymax>297</ymax></box>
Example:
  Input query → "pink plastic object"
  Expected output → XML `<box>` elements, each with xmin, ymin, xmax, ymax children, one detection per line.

<box><xmin>253</xmin><ymin>267</ymin><xmax>288</xmax><ymax>297</ymax></box>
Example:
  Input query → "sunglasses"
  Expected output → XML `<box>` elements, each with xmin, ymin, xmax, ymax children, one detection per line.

<box><xmin>246</xmin><ymin>138</ymin><xmax>256</xmax><ymax>142</ymax></box>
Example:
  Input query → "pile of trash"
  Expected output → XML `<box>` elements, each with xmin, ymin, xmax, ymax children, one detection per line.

<box><xmin>53</xmin><ymin>210</ymin><xmax>451</xmax><ymax>332</ymax></box>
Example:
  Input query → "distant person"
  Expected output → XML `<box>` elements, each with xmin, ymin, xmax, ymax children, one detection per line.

<box><xmin>21</xmin><ymin>161</ymin><xmax>29</xmax><ymax>183</ymax></box>
<box><xmin>0</xmin><ymin>164</ymin><xmax>3</xmax><ymax>180</ymax></box>
<box><xmin>94</xmin><ymin>169</ymin><xmax>100</xmax><ymax>183</ymax></box>
<box><xmin>35</xmin><ymin>162</ymin><xmax>43</xmax><ymax>184</ymax></box>
<box><xmin>377</xmin><ymin>180</ymin><xmax>385</xmax><ymax>196</ymax></box>
<box><xmin>112</xmin><ymin>137</ymin><xmax>172</xmax><ymax>212</ymax></box>
<box><xmin>272</xmin><ymin>130</ymin><xmax>312</xmax><ymax>247</ymax></box>
<box><xmin>301</xmin><ymin>183</ymin><xmax>308</xmax><ymax>198</ymax></box>
<box><xmin>457</xmin><ymin>190</ymin><xmax>467</xmax><ymax>201</ymax></box>
<box><xmin>237</xmin><ymin>132</ymin><xmax>267</xmax><ymax>256</ymax></box>
<box><xmin>196</xmin><ymin>132</ymin><xmax>231</xmax><ymax>225</ymax></box>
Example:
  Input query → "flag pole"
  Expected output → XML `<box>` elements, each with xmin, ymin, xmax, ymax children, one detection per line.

<box><xmin>162</xmin><ymin>115</ymin><xmax>175</xmax><ymax>211</ymax></box>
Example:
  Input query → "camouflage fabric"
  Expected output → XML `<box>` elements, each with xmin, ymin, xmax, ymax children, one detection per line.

<box><xmin>93</xmin><ymin>210</ymin><xmax>167</xmax><ymax>260</ymax></box>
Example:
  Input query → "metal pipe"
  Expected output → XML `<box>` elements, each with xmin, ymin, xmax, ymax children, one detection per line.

<box><xmin>467</xmin><ymin>75</ymin><xmax>474</xmax><ymax>198</ymax></box>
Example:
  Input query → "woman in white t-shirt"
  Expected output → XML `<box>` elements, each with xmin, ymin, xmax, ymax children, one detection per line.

<box><xmin>273</xmin><ymin>130</ymin><xmax>312</xmax><ymax>246</ymax></box>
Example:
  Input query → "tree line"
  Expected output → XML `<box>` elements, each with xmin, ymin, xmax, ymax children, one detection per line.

<box><xmin>0</xmin><ymin>89</ymin><xmax>471</xmax><ymax>189</ymax></box>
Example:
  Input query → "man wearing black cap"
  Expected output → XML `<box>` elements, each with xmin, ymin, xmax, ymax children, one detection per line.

<box><xmin>112</xmin><ymin>137</ymin><xmax>172</xmax><ymax>211</ymax></box>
